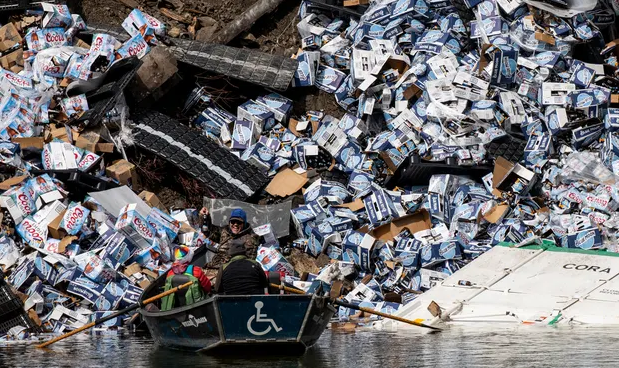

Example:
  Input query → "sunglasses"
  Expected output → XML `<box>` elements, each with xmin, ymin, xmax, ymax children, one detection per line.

<box><xmin>229</xmin><ymin>220</ymin><xmax>243</xmax><ymax>226</ymax></box>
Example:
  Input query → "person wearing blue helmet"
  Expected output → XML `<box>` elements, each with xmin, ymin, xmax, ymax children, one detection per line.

<box><xmin>200</xmin><ymin>206</ymin><xmax>259</xmax><ymax>269</ymax></box>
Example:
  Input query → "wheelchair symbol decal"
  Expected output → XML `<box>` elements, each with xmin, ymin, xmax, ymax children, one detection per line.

<box><xmin>247</xmin><ymin>301</ymin><xmax>282</xmax><ymax>336</ymax></box>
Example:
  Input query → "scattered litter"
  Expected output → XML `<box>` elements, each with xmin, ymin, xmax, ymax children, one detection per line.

<box><xmin>0</xmin><ymin>0</ymin><xmax>618</xmax><ymax>338</ymax></box>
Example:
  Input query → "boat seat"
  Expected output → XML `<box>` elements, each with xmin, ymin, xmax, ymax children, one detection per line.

<box><xmin>170</xmin><ymin>274</ymin><xmax>191</xmax><ymax>307</ymax></box>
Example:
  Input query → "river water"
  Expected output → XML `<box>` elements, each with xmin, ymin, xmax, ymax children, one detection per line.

<box><xmin>1</xmin><ymin>326</ymin><xmax>618</xmax><ymax>367</ymax></box>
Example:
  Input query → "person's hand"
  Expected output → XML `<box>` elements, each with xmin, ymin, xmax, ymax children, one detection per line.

<box><xmin>199</xmin><ymin>207</ymin><xmax>209</xmax><ymax>217</ymax></box>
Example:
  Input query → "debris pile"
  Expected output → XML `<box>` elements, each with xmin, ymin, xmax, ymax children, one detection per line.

<box><xmin>191</xmin><ymin>0</ymin><xmax>619</xmax><ymax>322</ymax></box>
<box><xmin>0</xmin><ymin>0</ymin><xmax>618</xmax><ymax>337</ymax></box>
<box><xmin>0</xmin><ymin>3</ymin><xmax>223</xmax><ymax>338</ymax></box>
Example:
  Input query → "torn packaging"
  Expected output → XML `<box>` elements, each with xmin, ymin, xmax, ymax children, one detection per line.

<box><xmin>105</xmin><ymin>159</ymin><xmax>140</xmax><ymax>189</ymax></box>
<box><xmin>308</xmin><ymin>221</ymin><xmax>341</xmax><ymax>257</ymax></box>
<box><xmin>98</xmin><ymin>230</ymin><xmax>138</xmax><ymax>270</ymax></box>
<box><xmin>342</xmin><ymin>230</ymin><xmax>375</xmax><ymax>271</ymax></box>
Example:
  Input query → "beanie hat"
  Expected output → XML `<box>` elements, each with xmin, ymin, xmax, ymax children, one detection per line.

<box><xmin>173</xmin><ymin>245</ymin><xmax>194</xmax><ymax>264</ymax></box>
<box><xmin>229</xmin><ymin>208</ymin><xmax>247</xmax><ymax>225</ymax></box>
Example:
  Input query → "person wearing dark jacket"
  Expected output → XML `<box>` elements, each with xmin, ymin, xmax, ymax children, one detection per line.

<box><xmin>200</xmin><ymin>207</ymin><xmax>259</xmax><ymax>269</ymax></box>
<box><xmin>215</xmin><ymin>239</ymin><xmax>268</xmax><ymax>295</ymax></box>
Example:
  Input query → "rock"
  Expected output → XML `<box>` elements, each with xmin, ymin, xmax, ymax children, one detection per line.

<box><xmin>195</xmin><ymin>23</ymin><xmax>219</xmax><ymax>42</ymax></box>
<box><xmin>133</xmin><ymin>47</ymin><xmax>179</xmax><ymax>99</ymax></box>
<box><xmin>162</xmin><ymin>0</ymin><xmax>184</xmax><ymax>10</ymax></box>
<box><xmin>243</xmin><ymin>32</ymin><xmax>257</xmax><ymax>42</ymax></box>
<box><xmin>116</xmin><ymin>0</ymin><xmax>139</xmax><ymax>8</ymax></box>
<box><xmin>168</xmin><ymin>27</ymin><xmax>181</xmax><ymax>38</ymax></box>
<box><xmin>198</xmin><ymin>16</ymin><xmax>217</xmax><ymax>28</ymax></box>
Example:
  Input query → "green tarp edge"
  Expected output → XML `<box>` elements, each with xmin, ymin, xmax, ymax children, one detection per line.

<box><xmin>497</xmin><ymin>240</ymin><xmax>619</xmax><ymax>258</ymax></box>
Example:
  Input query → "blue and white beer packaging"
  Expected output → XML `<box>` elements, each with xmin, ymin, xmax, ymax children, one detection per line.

<box><xmin>563</xmin><ymin>227</ymin><xmax>603</xmax><ymax>250</ymax></box>
<box><xmin>255</xmin><ymin>93</ymin><xmax>292</xmax><ymax>122</ymax></box>
<box><xmin>342</xmin><ymin>230</ymin><xmax>375</xmax><ymax>271</ymax></box>
<box><xmin>419</xmin><ymin>241</ymin><xmax>462</xmax><ymax>268</ymax></box>
<box><xmin>315</xmin><ymin>64</ymin><xmax>346</xmax><ymax>93</ymax></box>
<box><xmin>363</xmin><ymin>184</ymin><xmax>393</xmax><ymax>225</ymax></box>
<box><xmin>237</xmin><ymin>100</ymin><xmax>276</xmax><ymax>133</ymax></box>
<box><xmin>230</xmin><ymin>119</ymin><xmax>255</xmax><ymax>150</ymax></box>
<box><xmin>292</xmin><ymin>51</ymin><xmax>320</xmax><ymax>87</ymax></box>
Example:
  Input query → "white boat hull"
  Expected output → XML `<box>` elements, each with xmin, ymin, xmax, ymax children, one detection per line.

<box><xmin>379</xmin><ymin>245</ymin><xmax>619</xmax><ymax>330</ymax></box>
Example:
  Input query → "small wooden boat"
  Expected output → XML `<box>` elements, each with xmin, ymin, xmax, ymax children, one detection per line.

<box><xmin>138</xmin><ymin>246</ymin><xmax>335</xmax><ymax>354</ymax></box>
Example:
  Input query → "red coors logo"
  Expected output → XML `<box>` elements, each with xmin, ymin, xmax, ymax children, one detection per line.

<box><xmin>133</xmin><ymin>217</ymin><xmax>153</xmax><ymax>238</ymax></box>
<box><xmin>22</xmin><ymin>220</ymin><xmax>43</xmax><ymax>242</ymax></box>
<box><xmin>44</xmin><ymin>65</ymin><xmax>61</xmax><ymax>74</ymax></box>
<box><xmin>93</xmin><ymin>36</ymin><xmax>104</xmax><ymax>52</ymax></box>
<box><xmin>5</xmin><ymin>73</ymin><xmax>28</xmax><ymax>87</ymax></box>
<box><xmin>127</xmin><ymin>41</ymin><xmax>146</xmax><ymax>57</ymax></box>
<box><xmin>586</xmin><ymin>195</ymin><xmax>608</xmax><ymax>207</ymax></box>
<box><xmin>589</xmin><ymin>214</ymin><xmax>606</xmax><ymax>225</ymax></box>
<box><xmin>45</xmin><ymin>32</ymin><xmax>65</xmax><ymax>43</ymax></box>
<box><xmin>17</xmin><ymin>193</ymin><xmax>32</xmax><ymax>214</ymax></box>
<box><xmin>567</xmin><ymin>192</ymin><xmax>582</xmax><ymax>203</ymax></box>
<box><xmin>79</xmin><ymin>154</ymin><xmax>95</xmax><ymax>168</ymax></box>
<box><xmin>65</xmin><ymin>208</ymin><xmax>84</xmax><ymax>230</ymax></box>
<box><xmin>43</xmin><ymin>149</ymin><xmax>52</xmax><ymax>169</ymax></box>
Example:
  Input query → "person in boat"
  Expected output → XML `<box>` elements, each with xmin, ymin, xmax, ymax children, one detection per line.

<box><xmin>214</xmin><ymin>239</ymin><xmax>268</xmax><ymax>295</ymax></box>
<box><xmin>200</xmin><ymin>207</ymin><xmax>259</xmax><ymax>268</ymax></box>
<box><xmin>160</xmin><ymin>246</ymin><xmax>212</xmax><ymax>311</ymax></box>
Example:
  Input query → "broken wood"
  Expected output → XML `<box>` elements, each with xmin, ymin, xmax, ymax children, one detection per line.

<box><xmin>188</xmin><ymin>16</ymin><xmax>197</xmax><ymax>39</ymax></box>
<box><xmin>160</xmin><ymin>0</ymin><xmax>184</xmax><ymax>10</ymax></box>
<box><xmin>207</xmin><ymin>0</ymin><xmax>288</xmax><ymax>44</ymax></box>
<box><xmin>186</xmin><ymin>8</ymin><xmax>209</xmax><ymax>16</ymax></box>
<box><xmin>117</xmin><ymin>0</ymin><xmax>140</xmax><ymax>8</ymax></box>
<box><xmin>160</xmin><ymin>8</ymin><xmax>188</xmax><ymax>23</ymax></box>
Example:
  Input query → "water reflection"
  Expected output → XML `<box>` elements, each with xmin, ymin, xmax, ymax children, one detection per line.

<box><xmin>2</xmin><ymin>326</ymin><xmax>619</xmax><ymax>367</ymax></box>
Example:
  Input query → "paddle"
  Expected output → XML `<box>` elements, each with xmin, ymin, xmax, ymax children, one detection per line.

<box><xmin>36</xmin><ymin>280</ymin><xmax>194</xmax><ymax>349</ymax></box>
<box><xmin>270</xmin><ymin>283</ymin><xmax>441</xmax><ymax>331</ymax></box>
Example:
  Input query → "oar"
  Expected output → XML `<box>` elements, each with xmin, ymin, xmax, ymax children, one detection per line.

<box><xmin>36</xmin><ymin>280</ymin><xmax>194</xmax><ymax>349</ymax></box>
<box><xmin>270</xmin><ymin>283</ymin><xmax>441</xmax><ymax>331</ymax></box>
<box><xmin>332</xmin><ymin>299</ymin><xmax>442</xmax><ymax>331</ymax></box>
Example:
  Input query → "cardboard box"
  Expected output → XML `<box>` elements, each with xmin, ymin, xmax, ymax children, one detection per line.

<box><xmin>237</xmin><ymin>100</ymin><xmax>276</xmax><ymax>133</ymax></box>
<box><xmin>255</xmin><ymin>93</ymin><xmax>292</xmax><ymax>122</ymax></box>
<box><xmin>75</xmin><ymin>130</ymin><xmax>100</xmax><ymax>152</ymax></box>
<box><xmin>344</xmin><ymin>0</ymin><xmax>369</xmax><ymax>6</ymax></box>
<box><xmin>0</xmin><ymin>175</ymin><xmax>27</xmax><ymax>191</ymax></box>
<box><xmin>95</xmin><ymin>143</ymin><xmax>115</xmax><ymax>153</ymax></box>
<box><xmin>266</xmin><ymin>168</ymin><xmax>308</xmax><ymax>197</ymax></box>
<box><xmin>106</xmin><ymin>159</ymin><xmax>141</xmax><ymax>189</ymax></box>
<box><xmin>419</xmin><ymin>241</ymin><xmax>462</xmax><ymax>268</ymax></box>
<box><xmin>138</xmin><ymin>191</ymin><xmax>166</xmax><ymax>212</ymax></box>
<box><xmin>367</xmin><ymin>210</ymin><xmax>432</xmax><ymax>242</ymax></box>
<box><xmin>0</xmin><ymin>48</ymin><xmax>23</xmax><ymax>73</ymax></box>
<box><xmin>342</xmin><ymin>230</ymin><xmax>375</xmax><ymax>271</ymax></box>
<box><xmin>96</xmin><ymin>231</ymin><xmax>138</xmax><ymax>271</ymax></box>
<box><xmin>48</xmin><ymin>210</ymin><xmax>67</xmax><ymax>239</ymax></box>
<box><xmin>0</xmin><ymin>23</ymin><xmax>22</xmax><ymax>52</ymax></box>
<box><xmin>363</xmin><ymin>185</ymin><xmax>393</xmax><ymax>225</ymax></box>
<box><xmin>230</xmin><ymin>119</ymin><xmax>255</xmax><ymax>150</ymax></box>
<box><xmin>115</xmin><ymin>203</ymin><xmax>155</xmax><ymax>249</ymax></box>
<box><xmin>147</xmin><ymin>207</ymin><xmax>180</xmax><ymax>240</ymax></box>
<box><xmin>123</xmin><ymin>263</ymin><xmax>142</xmax><ymax>277</ymax></box>
<box><xmin>12</xmin><ymin>137</ymin><xmax>44</xmax><ymax>150</ymax></box>
<box><xmin>492</xmin><ymin>157</ymin><xmax>537</xmax><ymax>196</ymax></box>
<box><xmin>49</xmin><ymin>125</ymin><xmax>71</xmax><ymax>143</ymax></box>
